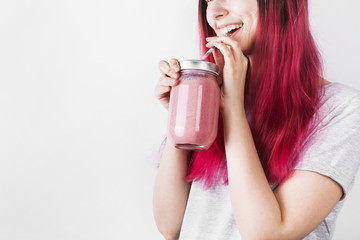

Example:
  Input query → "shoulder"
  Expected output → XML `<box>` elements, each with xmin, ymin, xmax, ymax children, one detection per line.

<box><xmin>315</xmin><ymin>82</ymin><xmax>360</xmax><ymax>129</ymax></box>
<box><xmin>306</xmin><ymin>82</ymin><xmax>360</xmax><ymax>155</ymax></box>
<box><xmin>320</xmin><ymin>82</ymin><xmax>360</xmax><ymax>110</ymax></box>
<box><xmin>293</xmin><ymin>82</ymin><xmax>360</xmax><ymax>199</ymax></box>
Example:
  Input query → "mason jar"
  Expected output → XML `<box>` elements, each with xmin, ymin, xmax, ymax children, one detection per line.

<box><xmin>167</xmin><ymin>60</ymin><xmax>220</xmax><ymax>151</ymax></box>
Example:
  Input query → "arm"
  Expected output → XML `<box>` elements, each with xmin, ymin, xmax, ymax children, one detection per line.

<box><xmin>223</xmin><ymin>106</ymin><xmax>342</xmax><ymax>240</ymax></box>
<box><xmin>153</xmin><ymin>139</ymin><xmax>192</xmax><ymax>240</ymax></box>
<box><xmin>206</xmin><ymin>36</ymin><xmax>343</xmax><ymax>240</ymax></box>
<box><xmin>153</xmin><ymin>59</ymin><xmax>191</xmax><ymax>239</ymax></box>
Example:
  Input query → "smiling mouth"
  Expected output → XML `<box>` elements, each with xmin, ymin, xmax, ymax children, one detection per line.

<box><xmin>219</xmin><ymin>23</ymin><xmax>244</xmax><ymax>36</ymax></box>
<box><xmin>228</xmin><ymin>27</ymin><xmax>242</xmax><ymax>37</ymax></box>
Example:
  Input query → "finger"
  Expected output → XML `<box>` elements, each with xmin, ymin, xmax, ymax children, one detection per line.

<box><xmin>158</xmin><ymin>60</ymin><xmax>171</xmax><ymax>76</ymax></box>
<box><xmin>212</xmin><ymin>48</ymin><xmax>224</xmax><ymax>69</ymax></box>
<box><xmin>206</xmin><ymin>37</ymin><xmax>238</xmax><ymax>51</ymax></box>
<box><xmin>206</xmin><ymin>36</ymin><xmax>243</xmax><ymax>60</ymax></box>
<box><xmin>206</xmin><ymin>40</ymin><xmax>234</xmax><ymax>59</ymax></box>
<box><xmin>169</xmin><ymin>58</ymin><xmax>181</xmax><ymax>73</ymax></box>
<box><xmin>158</xmin><ymin>76</ymin><xmax>178</xmax><ymax>87</ymax></box>
<box><xmin>206</xmin><ymin>36</ymin><xmax>239</xmax><ymax>46</ymax></box>
<box><xmin>158</xmin><ymin>60</ymin><xmax>179</xmax><ymax>79</ymax></box>
<box><xmin>212</xmin><ymin>48</ymin><xmax>224</xmax><ymax>86</ymax></box>
<box><xmin>154</xmin><ymin>85</ymin><xmax>171</xmax><ymax>99</ymax></box>
<box><xmin>211</xmin><ymin>41</ymin><xmax>235</xmax><ymax>63</ymax></box>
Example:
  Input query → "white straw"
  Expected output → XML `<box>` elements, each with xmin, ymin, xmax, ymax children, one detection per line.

<box><xmin>201</xmin><ymin>47</ymin><xmax>215</xmax><ymax>60</ymax></box>
<box><xmin>201</xmin><ymin>33</ymin><xmax>229</xmax><ymax>60</ymax></box>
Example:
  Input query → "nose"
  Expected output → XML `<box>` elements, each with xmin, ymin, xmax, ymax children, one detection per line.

<box><xmin>207</xmin><ymin>2</ymin><xmax>229</xmax><ymax>20</ymax></box>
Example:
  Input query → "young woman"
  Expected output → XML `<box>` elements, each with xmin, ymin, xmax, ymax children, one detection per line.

<box><xmin>153</xmin><ymin>0</ymin><xmax>360</xmax><ymax>239</ymax></box>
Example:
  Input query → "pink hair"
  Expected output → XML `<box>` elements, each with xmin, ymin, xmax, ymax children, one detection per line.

<box><xmin>185</xmin><ymin>0</ymin><xmax>325</xmax><ymax>188</ymax></box>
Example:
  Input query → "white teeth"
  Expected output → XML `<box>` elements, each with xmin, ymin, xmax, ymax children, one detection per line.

<box><xmin>219</xmin><ymin>23</ymin><xmax>243</xmax><ymax>36</ymax></box>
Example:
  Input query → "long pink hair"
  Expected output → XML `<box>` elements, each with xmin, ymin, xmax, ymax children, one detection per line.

<box><xmin>185</xmin><ymin>0</ymin><xmax>324</xmax><ymax>188</ymax></box>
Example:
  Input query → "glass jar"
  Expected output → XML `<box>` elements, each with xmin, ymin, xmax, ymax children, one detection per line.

<box><xmin>167</xmin><ymin>60</ymin><xmax>220</xmax><ymax>151</ymax></box>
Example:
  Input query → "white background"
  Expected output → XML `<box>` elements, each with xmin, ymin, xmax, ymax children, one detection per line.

<box><xmin>0</xmin><ymin>0</ymin><xmax>359</xmax><ymax>239</ymax></box>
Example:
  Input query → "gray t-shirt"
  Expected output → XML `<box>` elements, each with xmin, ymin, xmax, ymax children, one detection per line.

<box><xmin>179</xmin><ymin>83</ymin><xmax>360</xmax><ymax>240</ymax></box>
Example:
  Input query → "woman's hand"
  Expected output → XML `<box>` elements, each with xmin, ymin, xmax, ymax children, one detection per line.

<box><xmin>154</xmin><ymin>59</ymin><xmax>181</xmax><ymax>110</ymax></box>
<box><xmin>205</xmin><ymin>36</ymin><xmax>249</xmax><ymax>110</ymax></box>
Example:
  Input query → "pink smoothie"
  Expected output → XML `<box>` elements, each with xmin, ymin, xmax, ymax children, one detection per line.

<box><xmin>168</xmin><ymin>70</ymin><xmax>220</xmax><ymax>150</ymax></box>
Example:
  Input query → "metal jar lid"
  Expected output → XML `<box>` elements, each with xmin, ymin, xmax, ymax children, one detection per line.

<box><xmin>179</xmin><ymin>59</ymin><xmax>219</xmax><ymax>76</ymax></box>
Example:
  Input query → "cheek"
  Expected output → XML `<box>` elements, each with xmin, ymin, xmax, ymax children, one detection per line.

<box><xmin>250</xmin><ymin>17</ymin><xmax>258</xmax><ymax>42</ymax></box>
<box><xmin>246</xmin><ymin>13</ymin><xmax>258</xmax><ymax>50</ymax></box>
<box><xmin>238</xmin><ymin>0</ymin><xmax>258</xmax><ymax>12</ymax></box>
<box><xmin>240</xmin><ymin>19</ymin><xmax>257</xmax><ymax>55</ymax></box>
<box><xmin>205</xmin><ymin>10</ymin><xmax>215</xmax><ymax>32</ymax></box>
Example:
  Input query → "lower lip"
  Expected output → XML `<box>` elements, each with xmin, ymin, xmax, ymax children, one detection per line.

<box><xmin>229</xmin><ymin>27</ymin><xmax>242</xmax><ymax>38</ymax></box>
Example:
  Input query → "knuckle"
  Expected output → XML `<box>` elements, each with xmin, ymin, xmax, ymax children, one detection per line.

<box><xmin>158</xmin><ymin>60</ymin><xmax>165</xmax><ymax>68</ymax></box>
<box><xmin>169</xmin><ymin>58</ymin><xmax>178</xmax><ymax>64</ymax></box>
<box><xmin>158</xmin><ymin>76</ymin><xmax>172</xmax><ymax>87</ymax></box>
<box><xmin>224</xmin><ymin>51</ymin><xmax>231</xmax><ymax>58</ymax></box>
<box><xmin>158</xmin><ymin>60</ymin><xmax>169</xmax><ymax>72</ymax></box>
<box><xmin>160</xmin><ymin>76</ymin><xmax>168</xmax><ymax>83</ymax></box>
<box><xmin>169</xmin><ymin>58</ymin><xmax>180</xmax><ymax>71</ymax></box>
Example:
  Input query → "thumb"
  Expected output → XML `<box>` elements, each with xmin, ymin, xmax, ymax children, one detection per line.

<box><xmin>212</xmin><ymin>48</ymin><xmax>224</xmax><ymax>86</ymax></box>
